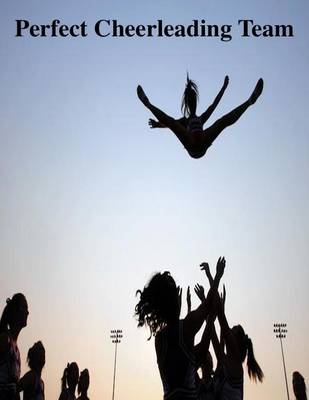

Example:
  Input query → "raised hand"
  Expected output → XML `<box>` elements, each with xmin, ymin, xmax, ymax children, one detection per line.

<box><xmin>216</xmin><ymin>257</ymin><xmax>226</xmax><ymax>279</ymax></box>
<box><xmin>148</xmin><ymin>118</ymin><xmax>159</xmax><ymax>128</ymax></box>
<box><xmin>200</xmin><ymin>261</ymin><xmax>214</xmax><ymax>286</ymax></box>
<box><xmin>200</xmin><ymin>262</ymin><xmax>211</xmax><ymax>276</ymax></box>
<box><xmin>194</xmin><ymin>284</ymin><xmax>206</xmax><ymax>302</ymax></box>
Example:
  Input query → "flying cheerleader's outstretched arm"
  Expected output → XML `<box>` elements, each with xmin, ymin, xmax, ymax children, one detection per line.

<box><xmin>149</xmin><ymin>117</ymin><xmax>186</xmax><ymax>129</ymax></box>
<box><xmin>200</xmin><ymin>76</ymin><xmax>229</xmax><ymax>125</ymax></box>
<box><xmin>137</xmin><ymin>85</ymin><xmax>189</xmax><ymax>146</ymax></box>
<box><xmin>148</xmin><ymin>119</ymin><xmax>166</xmax><ymax>128</ymax></box>
<box><xmin>203</xmin><ymin>78</ymin><xmax>264</xmax><ymax>147</ymax></box>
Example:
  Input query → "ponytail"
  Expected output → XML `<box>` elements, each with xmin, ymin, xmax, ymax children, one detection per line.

<box><xmin>246</xmin><ymin>337</ymin><xmax>264</xmax><ymax>382</ymax></box>
<box><xmin>181</xmin><ymin>73</ymin><xmax>199</xmax><ymax>117</ymax></box>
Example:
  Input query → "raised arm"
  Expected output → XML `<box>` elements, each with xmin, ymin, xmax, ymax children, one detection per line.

<box><xmin>195</xmin><ymin>270</ymin><xmax>226</xmax><ymax>366</ymax></box>
<box><xmin>219</xmin><ymin>285</ymin><xmax>226</xmax><ymax>350</ymax></box>
<box><xmin>200</xmin><ymin>262</ymin><xmax>214</xmax><ymax>287</ymax></box>
<box><xmin>200</xmin><ymin>76</ymin><xmax>229</xmax><ymax>125</ymax></box>
<box><xmin>148</xmin><ymin>116</ymin><xmax>186</xmax><ymax>129</ymax></box>
<box><xmin>211</xmin><ymin>324</ymin><xmax>225</xmax><ymax>368</ymax></box>
<box><xmin>184</xmin><ymin>257</ymin><xmax>226</xmax><ymax>337</ymax></box>
<box><xmin>195</xmin><ymin>293</ymin><xmax>219</xmax><ymax>364</ymax></box>
<box><xmin>148</xmin><ymin>119</ymin><xmax>166</xmax><ymax>128</ymax></box>
<box><xmin>186</xmin><ymin>286</ymin><xmax>191</xmax><ymax>315</ymax></box>
<box><xmin>216</xmin><ymin>291</ymin><xmax>239</xmax><ymax>360</ymax></box>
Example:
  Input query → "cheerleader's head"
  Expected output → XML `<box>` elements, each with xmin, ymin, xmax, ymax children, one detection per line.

<box><xmin>232</xmin><ymin>324</ymin><xmax>264</xmax><ymax>383</ymax></box>
<box><xmin>293</xmin><ymin>371</ymin><xmax>307</xmax><ymax>400</ymax></box>
<box><xmin>78</xmin><ymin>369</ymin><xmax>90</xmax><ymax>395</ymax></box>
<box><xmin>27</xmin><ymin>341</ymin><xmax>45</xmax><ymax>372</ymax></box>
<box><xmin>135</xmin><ymin>271</ymin><xmax>181</xmax><ymax>338</ymax></box>
<box><xmin>0</xmin><ymin>293</ymin><xmax>29</xmax><ymax>333</ymax></box>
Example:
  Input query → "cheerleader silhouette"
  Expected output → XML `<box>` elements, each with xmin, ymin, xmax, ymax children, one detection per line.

<box><xmin>137</xmin><ymin>75</ymin><xmax>263</xmax><ymax>159</ymax></box>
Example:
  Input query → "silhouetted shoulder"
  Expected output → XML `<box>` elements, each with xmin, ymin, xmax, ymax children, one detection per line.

<box><xmin>18</xmin><ymin>370</ymin><xmax>36</xmax><ymax>391</ymax></box>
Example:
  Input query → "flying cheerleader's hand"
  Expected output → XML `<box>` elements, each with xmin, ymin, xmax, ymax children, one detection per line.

<box><xmin>194</xmin><ymin>284</ymin><xmax>206</xmax><ymax>302</ymax></box>
<box><xmin>216</xmin><ymin>257</ymin><xmax>226</xmax><ymax>279</ymax></box>
<box><xmin>148</xmin><ymin>118</ymin><xmax>159</xmax><ymax>128</ymax></box>
<box><xmin>224</xmin><ymin>76</ymin><xmax>229</xmax><ymax>87</ymax></box>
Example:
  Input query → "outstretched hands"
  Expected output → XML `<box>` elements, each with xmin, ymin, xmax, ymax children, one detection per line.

<box><xmin>216</xmin><ymin>257</ymin><xmax>226</xmax><ymax>279</ymax></box>
<box><xmin>148</xmin><ymin>118</ymin><xmax>160</xmax><ymax>128</ymax></box>
<box><xmin>194</xmin><ymin>284</ymin><xmax>206</xmax><ymax>302</ymax></box>
<box><xmin>200</xmin><ymin>257</ymin><xmax>226</xmax><ymax>289</ymax></box>
<box><xmin>200</xmin><ymin>262</ymin><xmax>211</xmax><ymax>276</ymax></box>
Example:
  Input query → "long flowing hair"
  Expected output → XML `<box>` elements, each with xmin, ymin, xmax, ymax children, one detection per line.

<box><xmin>181</xmin><ymin>73</ymin><xmax>199</xmax><ymax>117</ymax></box>
<box><xmin>246</xmin><ymin>337</ymin><xmax>264</xmax><ymax>382</ymax></box>
<box><xmin>135</xmin><ymin>272</ymin><xmax>180</xmax><ymax>339</ymax></box>
<box><xmin>233</xmin><ymin>325</ymin><xmax>264</xmax><ymax>382</ymax></box>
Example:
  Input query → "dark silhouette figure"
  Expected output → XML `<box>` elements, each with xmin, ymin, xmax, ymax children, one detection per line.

<box><xmin>135</xmin><ymin>257</ymin><xmax>225</xmax><ymax>400</ymax></box>
<box><xmin>185</xmin><ymin>285</ymin><xmax>216</xmax><ymax>400</ymax></box>
<box><xmin>198</xmin><ymin>262</ymin><xmax>263</xmax><ymax>400</ymax></box>
<box><xmin>77</xmin><ymin>369</ymin><xmax>90</xmax><ymax>400</ymax></box>
<box><xmin>0</xmin><ymin>293</ymin><xmax>29</xmax><ymax>400</ymax></box>
<box><xmin>137</xmin><ymin>75</ymin><xmax>263</xmax><ymax>159</ymax></box>
<box><xmin>196</xmin><ymin>350</ymin><xmax>215</xmax><ymax>400</ymax></box>
<box><xmin>18</xmin><ymin>341</ymin><xmax>45</xmax><ymax>400</ymax></box>
<box><xmin>59</xmin><ymin>362</ymin><xmax>79</xmax><ymax>400</ymax></box>
<box><xmin>293</xmin><ymin>372</ymin><xmax>307</xmax><ymax>400</ymax></box>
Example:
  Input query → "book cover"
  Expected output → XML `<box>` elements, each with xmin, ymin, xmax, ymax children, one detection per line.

<box><xmin>1</xmin><ymin>1</ymin><xmax>308</xmax><ymax>400</ymax></box>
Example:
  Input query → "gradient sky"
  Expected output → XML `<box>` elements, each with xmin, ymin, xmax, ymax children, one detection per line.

<box><xmin>1</xmin><ymin>1</ymin><xmax>309</xmax><ymax>399</ymax></box>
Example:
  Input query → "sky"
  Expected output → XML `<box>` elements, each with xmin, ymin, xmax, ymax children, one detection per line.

<box><xmin>0</xmin><ymin>1</ymin><xmax>309</xmax><ymax>399</ymax></box>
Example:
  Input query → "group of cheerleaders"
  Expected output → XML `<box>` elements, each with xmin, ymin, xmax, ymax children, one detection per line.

<box><xmin>135</xmin><ymin>258</ymin><xmax>308</xmax><ymax>400</ymax></box>
<box><xmin>0</xmin><ymin>293</ymin><xmax>90</xmax><ymax>400</ymax></box>
<box><xmin>136</xmin><ymin>257</ymin><xmax>263</xmax><ymax>400</ymax></box>
<box><xmin>135</xmin><ymin>75</ymin><xmax>307</xmax><ymax>400</ymax></box>
<box><xmin>0</xmin><ymin>281</ymin><xmax>307</xmax><ymax>400</ymax></box>
<box><xmin>0</xmin><ymin>75</ymin><xmax>307</xmax><ymax>400</ymax></box>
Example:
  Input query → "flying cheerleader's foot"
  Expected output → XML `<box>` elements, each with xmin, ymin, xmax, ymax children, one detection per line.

<box><xmin>249</xmin><ymin>78</ymin><xmax>264</xmax><ymax>105</ymax></box>
<box><xmin>137</xmin><ymin>85</ymin><xmax>150</xmax><ymax>107</ymax></box>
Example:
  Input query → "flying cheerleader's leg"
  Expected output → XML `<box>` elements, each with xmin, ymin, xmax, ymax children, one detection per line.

<box><xmin>203</xmin><ymin>78</ymin><xmax>264</xmax><ymax>147</ymax></box>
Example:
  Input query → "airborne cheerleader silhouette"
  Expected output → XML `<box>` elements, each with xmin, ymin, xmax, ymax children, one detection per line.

<box><xmin>137</xmin><ymin>75</ymin><xmax>263</xmax><ymax>159</ymax></box>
